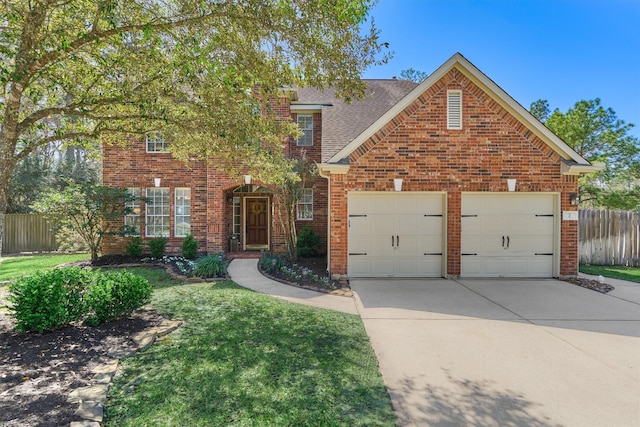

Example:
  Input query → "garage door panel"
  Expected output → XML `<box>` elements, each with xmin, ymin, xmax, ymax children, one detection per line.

<box><xmin>348</xmin><ymin>193</ymin><xmax>444</xmax><ymax>278</ymax></box>
<box><xmin>461</xmin><ymin>193</ymin><xmax>556</xmax><ymax>278</ymax></box>
<box><xmin>348</xmin><ymin>216</ymin><xmax>370</xmax><ymax>235</ymax></box>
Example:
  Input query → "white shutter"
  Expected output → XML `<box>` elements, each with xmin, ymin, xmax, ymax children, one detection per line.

<box><xmin>447</xmin><ymin>90</ymin><xmax>462</xmax><ymax>130</ymax></box>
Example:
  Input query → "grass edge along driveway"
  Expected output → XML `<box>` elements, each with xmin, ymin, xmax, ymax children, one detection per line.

<box><xmin>105</xmin><ymin>275</ymin><xmax>396</xmax><ymax>426</ymax></box>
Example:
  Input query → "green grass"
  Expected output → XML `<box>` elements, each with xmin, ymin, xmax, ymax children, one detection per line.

<box><xmin>580</xmin><ymin>264</ymin><xmax>640</xmax><ymax>283</ymax></box>
<box><xmin>0</xmin><ymin>253</ymin><xmax>90</xmax><ymax>282</ymax></box>
<box><xmin>105</xmin><ymin>272</ymin><xmax>396</xmax><ymax>426</ymax></box>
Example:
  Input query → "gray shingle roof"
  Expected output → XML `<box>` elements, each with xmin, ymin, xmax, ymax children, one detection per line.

<box><xmin>296</xmin><ymin>79</ymin><xmax>418</xmax><ymax>162</ymax></box>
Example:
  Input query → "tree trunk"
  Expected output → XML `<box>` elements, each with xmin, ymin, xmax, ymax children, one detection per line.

<box><xmin>0</xmin><ymin>179</ymin><xmax>9</xmax><ymax>258</ymax></box>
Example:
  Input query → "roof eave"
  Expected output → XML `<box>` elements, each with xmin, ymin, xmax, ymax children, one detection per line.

<box><xmin>561</xmin><ymin>161</ymin><xmax>605</xmax><ymax>175</ymax></box>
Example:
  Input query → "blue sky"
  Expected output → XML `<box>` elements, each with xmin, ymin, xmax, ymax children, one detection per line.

<box><xmin>363</xmin><ymin>0</ymin><xmax>640</xmax><ymax>137</ymax></box>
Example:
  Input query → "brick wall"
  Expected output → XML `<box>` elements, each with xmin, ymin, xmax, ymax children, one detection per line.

<box><xmin>103</xmin><ymin>95</ymin><xmax>329</xmax><ymax>257</ymax></box>
<box><xmin>327</xmin><ymin>68</ymin><xmax>579</xmax><ymax>277</ymax></box>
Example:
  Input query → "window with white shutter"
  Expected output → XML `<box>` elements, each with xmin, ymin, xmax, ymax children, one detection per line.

<box><xmin>447</xmin><ymin>90</ymin><xmax>462</xmax><ymax>130</ymax></box>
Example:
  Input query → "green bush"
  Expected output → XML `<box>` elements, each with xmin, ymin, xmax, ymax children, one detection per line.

<box><xmin>297</xmin><ymin>225</ymin><xmax>321</xmax><ymax>257</ymax></box>
<box><xmin>84</xmin><ymin>270</ymin><xmax>152</xmax><ymax>326</ymax></box>
<box><xmin>181</xmin><ymin>234</ymin><xmax>199</xmax><ymax>259</ymax></box>
<box><xmin>8</xmin><ymin>267</ymin><xmax>90</xmax><ymax>332</ymax></box>
<box><xmin>125</xmin><ymin>237</ymin><xmax>144</xmax><ymax>257</ymax></box>
<box><xmin>259</xmin><ymin>253</ymin><xmax>286</xmax><ymax>274</ymax></box>
<box><xmin>7</xmin><ymin>267</ymin><xmax>152</xmax><ymax>332</ymax></box>
<box><xmin>148</xmin><ymin>237</ymin><xmax>167</xmax><ymax>258</ymax></box>
<box><xmin>193</xmin><ymin>254</ymin><xmax>227</xmax><ymax>278</ymax></box>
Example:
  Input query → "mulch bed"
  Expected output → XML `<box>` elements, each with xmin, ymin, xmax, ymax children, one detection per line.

<box><xmin>0</xmin><ymin>305</ymin><xmax>167</xmax><ymax>427</ymax></box>
<box><xmin>563</xmin><ymin>276</ymin><xmax>615</xmax><ymax>293</ymax></box>
<box><xmin>258</xmin><ymin>256</ymin><xmax>352</xmax><ymax>296</ymax></box>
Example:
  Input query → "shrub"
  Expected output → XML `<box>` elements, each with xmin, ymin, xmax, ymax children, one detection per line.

<box><xmin>148</xmin><ymin>237</ymin><xmax>167</xmax><ymax>258</ymax></box>
<box><xmin>181</xmin><ymin>234</ymin><xmax>199</xmax><ymax>259</ymax></box>
<box><xmin>7</xmin><ymin>267</ymin><xmax>90</xmax><ymax>332</ymax></box>
<box><xmin>84</xmin><ymin>270</ymin><xmax>152</xmax><ymax>326</ymax></box>
<box><xmin>259</xmin><ymin>253</ymin><xmax>286</xmax><ymax>274</ymax></box>
<box><xmin>7</xmin><ymin>267</ymin><xmax>152</xmax><ymax>332</ymax></box>
<box><xmin>125</xmin><ymin>237</ymin><xmax>144</xmax><ymax>257</ymax></box>
<box><xmin>193</xmin><ymin>254</ymin><xmax>227</xmax><ymax>278</ymax></box>
<box><xmin>297</xmin><ymin>226</ymin><xmax>321</xmax><ymax>257</ymax></box>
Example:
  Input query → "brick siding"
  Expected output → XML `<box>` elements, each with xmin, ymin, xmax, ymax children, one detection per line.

<box><xmin>327</xmin><ymin>68</ymin><xmax>579</xmax><ymax>278</ymax></box>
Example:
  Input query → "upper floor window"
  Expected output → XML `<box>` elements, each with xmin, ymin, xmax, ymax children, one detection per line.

<box><xmin>146</xmin><ymin>132</ymin><xmax>169</xmax><ymax>152</ymax></box>
<box><xmin>296</xmin><ymin>114</ymin><xmax>313</xmax><ymax>146</ymax></box>
<box><xmin>296</xmin><ymin>188</ymin><xmax>313</xmax><ymax>220</ymax></box>
<box><xmin>447</xmin><ymin>90</ymin><xmax>462</xmax><ymax>130</ymax></box>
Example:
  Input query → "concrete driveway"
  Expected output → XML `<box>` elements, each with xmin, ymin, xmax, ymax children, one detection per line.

<box><xmin>350</xmin><ymin>278</ymin><xmax>640</xmax><ymax>427</ymax></box>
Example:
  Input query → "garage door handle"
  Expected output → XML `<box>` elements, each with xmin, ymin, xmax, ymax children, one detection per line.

<box><xmin>391</xmin><ymin>236</ymin><xmax>394</xmax><ymax>247</ymax></box>
<box><xmin>506</xmin><ymin>236</ymin><xmax>510</xmax><ymax>248</ymax></box>
<box><xmin>396</xmin><ymin>235</ymin><xmax>399</xmax><ymax>247</ymax></box>
<box><xmin>502</xmin><ymin>236</ymin><xmax>505</xmax><ymax>247</ymax></box>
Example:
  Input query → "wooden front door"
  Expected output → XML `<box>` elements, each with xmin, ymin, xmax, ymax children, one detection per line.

<box><xmin>245</xmin><ymin>197</ymin><xmax>269</xmax><ymax>249</ymax></box>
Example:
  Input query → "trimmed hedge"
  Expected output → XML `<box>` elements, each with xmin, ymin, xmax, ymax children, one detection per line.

<box><xmin>8</xmin><ymin>267</ymin><xmax>152</xmax><ymax>332</ymax></box>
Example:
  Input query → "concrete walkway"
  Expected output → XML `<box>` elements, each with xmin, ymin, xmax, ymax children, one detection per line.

<box><xmin>227</xmin><ymin>259</ymin><xmax>358</xmax><ymax>315</ymax></box>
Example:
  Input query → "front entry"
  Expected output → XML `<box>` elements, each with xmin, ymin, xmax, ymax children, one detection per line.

<box><xmin>245</xmin><ymin>197</ymin><xmax>269</xmax><ymax>250</ymax></box>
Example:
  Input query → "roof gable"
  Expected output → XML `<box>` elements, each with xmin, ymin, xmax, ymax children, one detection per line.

<box><xmin>325</xmin><ymin>53</ymin><xmax>593</xmax><ymax>168</ymax></box>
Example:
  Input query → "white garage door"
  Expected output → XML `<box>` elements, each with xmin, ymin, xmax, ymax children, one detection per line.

<box><xmin>461</xmin><ymin>193</ymin><xmax>556</xmax><ymax>277</ymax></box>
<box><xmin>348</xmin><ymin>193</ymin><xmax>444</xmax><ymax>278</ymax></box>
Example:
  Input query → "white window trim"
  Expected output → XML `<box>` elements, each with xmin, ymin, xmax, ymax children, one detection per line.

<box><xmin>146</xmin><ymin>133</ymin><xmax>168</xmax><ymax>153</ymax></box>
<box><xmin>296</xmin><ymin>188</ymin><xmax>313</xmax><ymax>220</ymax></box>
<box><xmin>447</xmin><ymin>90</ymin><xmax>462</xmax><ymax>130</ymax></box>
<box><xmin>174</xmin><ymin>187</ymin><xmax>191</xmax><ymax>237</ymax></box>
<box><xmin>296</xmin><ymin>114</ymin><xmax>313</xmax><ymax>146</ymax></box>
<box><xmin>145</xmin><ymin>187</ymin><xmax>170</xmax><ymax>237</ymax></box>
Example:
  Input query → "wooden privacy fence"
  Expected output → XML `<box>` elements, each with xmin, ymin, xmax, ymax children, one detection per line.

<box><xmin>2</xmin><ymin>214</ymin><xmax>58</xmax><ymax>254</ymax></box>
<box><xmin>579</xmin><ymin>209</ymin><xmax>640</xmax><ymax>267</ymax></box>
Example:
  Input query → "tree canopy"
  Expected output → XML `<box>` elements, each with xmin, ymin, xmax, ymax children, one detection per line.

<box><xmin>530</xmin><ymin>98</ymin><xmax>640</xmax><ymax>210</ymax></box>
<box><xmin>399</xmin><ymin>68</ymin><xmax>428</xmax><ymax>83</ymax></box>
<box><xmin>0</xmin><ymin>0</ymin><xmax>390</xmax><ymax>253</ymax></box>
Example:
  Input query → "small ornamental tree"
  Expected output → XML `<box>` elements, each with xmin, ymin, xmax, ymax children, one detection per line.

<box><xmin>32</xmin><ymin>185</ymin><xmax>139</xmax><ymax>261</ymax></box>
<box><xmin>273</xmin><ymin>151</ymin><xmax>318</xmax><ymax>260</ymax></box>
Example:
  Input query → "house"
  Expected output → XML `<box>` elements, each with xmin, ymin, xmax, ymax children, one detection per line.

<box><xmin>102</xmin><ymin>53</ymin><xmax>600</xmax><ymax>279</ymax></box>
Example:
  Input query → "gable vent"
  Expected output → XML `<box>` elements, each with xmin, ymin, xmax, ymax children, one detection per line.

<box><xmin>447</xmin><ymin>90</ymin><xmax>462</xmax><ymax>130</ymax></box>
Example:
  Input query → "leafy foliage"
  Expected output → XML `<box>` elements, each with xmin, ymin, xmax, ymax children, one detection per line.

<box><xmin>8</xmin><ymin>267</ymin><xmax>90</xmax><ymax>332</ymax></box>
<box><xmin>193</xmin><ymin>253</ymin><xmax>228</xmax><ymax>278</ymax></box>
<box><xmin>32</xmin><ymin>185</ymin><xmax>138</xmax><ymax>261</ymax></box>
<box><xmin>0</xmin><ymin>0</ymin><xmax>390</xmax><ymax>257</ymax></box>
<box><xmin>273</xmin><ymin>152</ymin><xmax>318</xmax><ymax>259</ymax></box>
<box><xmin>296</xmin><ymin>225</ymin><xmax>321</xmax><ymax>257</ymax></box>
<box><xmin>399</xmin><ymin>68</ymin><xmax>428</xmax><ymax>82</ymax></box>
<box><xmin>125</xmin><ymin>237</ymin><xmax>144</xmax><ymax>257</ymax></box>
<box><xmin>7</xmin><ymin>267</ymin><xmax>150</xmax><ymax>332</ymax></box>
<box><xmin>84</xmin><ymin>270</ymin><xmax>153</xmax><ymax>326</ymax></box>
<box><xmin>148</xmin><ymin>237</ymin><xmax>168</xmax><ymax>259</ymax></box>
<box><xmin>259</xmin><ymin>252</ymin><xmax>287</xmax><ymax>274</ymax></box>
<box><xmin>530</xmin><ymin>98</ymin><xmax>640</xmax><ymax>210</ymax></box>
<box><xmin>180</xmin><ymin>234</ymin><xmax>198</xmax><ymax>259</ymax></box>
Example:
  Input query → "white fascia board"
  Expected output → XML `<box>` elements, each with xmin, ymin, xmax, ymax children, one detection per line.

<box><xmin>561</xmin><ymin>161</ymin><xmax>605</xmax><ymax>175</ymax></box>
<box><xmin>326</xmin><ymin>52</ymin><xmax>591</xmax><ymax>166</ymax></box>
<box><xmin>290</xmin><ymin>104</ymin><xmax>327</xmax><ymax>112</ymax></box>
<box><xmin>317</xmin><ymin>163</ymin><xmax>350</xmax><ymax>175</ymax></box>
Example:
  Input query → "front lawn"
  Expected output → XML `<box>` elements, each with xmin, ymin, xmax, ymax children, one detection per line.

<box><xmin>0</xmin><ymin>253</ymin><xmax>90</xmax><ymax>282</ymax></box>
<box><xmin>580</xmin><ymin>265</ymin><xmax>640</xmax><ymax>283</ymax></box>
<box><xmin>105</xmin><ymin>275</ymin><xmax>395</xmax><ymax>426</ymax></box>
